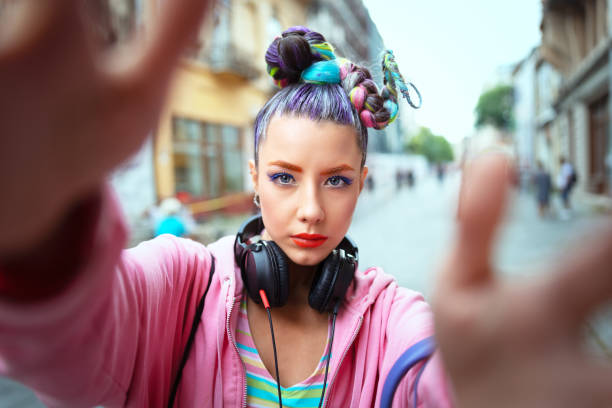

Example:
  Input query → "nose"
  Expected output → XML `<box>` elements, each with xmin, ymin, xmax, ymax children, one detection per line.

<box><xmin>296</xmin><ymin>184</ymin><xmax>325</xmax><ymax>224</ymax></box>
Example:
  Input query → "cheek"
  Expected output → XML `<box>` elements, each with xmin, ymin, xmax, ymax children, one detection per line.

<box><xmin>329</xmin><ymin>193</ymin><xmax>359</xmax><ymax>228</ymax></box>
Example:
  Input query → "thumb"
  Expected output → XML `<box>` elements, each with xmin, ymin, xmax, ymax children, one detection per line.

<box><xmin>450</xmin><ymin>153</ymin><xmax>512</xmax><ymax>287</ymax></box>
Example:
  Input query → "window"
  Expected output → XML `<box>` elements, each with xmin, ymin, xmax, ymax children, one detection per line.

<box><xmin>173</xmin><ymin>118</ymin><xmax>244</xmax><ymax>200</ymax></box>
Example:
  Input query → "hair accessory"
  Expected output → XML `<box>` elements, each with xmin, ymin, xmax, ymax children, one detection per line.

<box><xmin>382</xmin><ymin>50</ymin><xmax>422</xmax><ymax>109</ymax></box>
<box><xmin>359</xmin><ymin>110</ymin><xmax>376</xmax><ymax>128</ymax></box>
<box><xmin>349</xmin><ymin>85</ymin><xmax>366</xmax><ymax>111</ymax></box>
<box><xmin>383</xmin><ymin>100</ymin><xmax>399</xmax><ymax>122</ymax></box>
<box><xmin>301</xmin><ymin>60</ymin><xmax>341</xmax><ymax>85</ymax></box>
<box><xmin>310</xmin><ymin>42</ymin><xmax>336</xmax><ymax>60</ymax></box>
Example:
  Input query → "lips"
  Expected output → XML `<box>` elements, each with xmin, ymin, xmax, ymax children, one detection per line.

<box><xmin>291</xmin><ymin>233</ymin><xmax>328</xmax><ymax>248</ymax></box>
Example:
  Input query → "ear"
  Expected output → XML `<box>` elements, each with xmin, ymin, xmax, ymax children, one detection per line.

<box><xmin>249</xmin><ymin>159</ymin><xmax>258</xmax><ymax>192</ymax></box>
<box><xmin>359</xmin><ymin>165</ymin><xmax>369</xmax><ymax>193</ymax></box>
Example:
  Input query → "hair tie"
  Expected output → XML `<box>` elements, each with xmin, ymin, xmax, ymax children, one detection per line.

<box><xmin>337</xmin><ymin>58</ymin><xmax>351</xmax><ymax>80</ymax></box>
<box><xmin>301</xmin><ymin>60</ymin><xmax>341</xmax><ymax>84</ymax></box>
<box><xmin>384</xmin><ymin>100</ymin><xmax>399</xmax><ymax>123</ymax></box>
<box><xmin>310</xmin><ymin>42</ymin><xmax>337</xmax><ymax>60</ymax></box>
<box><xmin>349</xmin><ymin>85</ymin><xmax>366</xmax><ymax>111</ymax></box>
<box><xmin>360</xmin><ymin>110</ymin><xmax>376</xmax><ymax>128</ymax></box>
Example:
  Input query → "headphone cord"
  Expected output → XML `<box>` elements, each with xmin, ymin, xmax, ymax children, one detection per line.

<box><xmin>260</xmin><ymin>290</ymin><xmax>340</xmax><ymax>408</ymax></box>
<box><xmin>317</xmin><ymin>300</ymin><xmax>340</xmax><ymax>408</ymax></box>
<box><xmin>260</xmin><ymin>290</ymin><xmax>283</xmax><ymax>408</ymax></box>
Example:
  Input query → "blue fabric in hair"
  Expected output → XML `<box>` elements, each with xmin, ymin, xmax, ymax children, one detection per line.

<box><xmin>384</xmin><ymin>100</ymin><xmax>399</xmax><ymax>122</ymax></box>
<box><xmin>301</xmin><ymin>60</ymin><xmax>341</xmax><ymax>84</ymax></box>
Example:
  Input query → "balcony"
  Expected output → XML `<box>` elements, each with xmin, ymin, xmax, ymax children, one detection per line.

<box><xmin>188</xmin><ymin>4</ymin><xmax>260</xmax><ymax>80</ymax></box>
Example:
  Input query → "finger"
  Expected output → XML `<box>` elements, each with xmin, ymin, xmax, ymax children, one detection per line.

<box><xmin>544</xmin><ymin>222</ymin><xmax>612</xmax><ymax>328</ymax></box>
<box><xmin>449</xmin><ymin>154</ymin><xmax>512</xmax><ymax>286</ymax></box>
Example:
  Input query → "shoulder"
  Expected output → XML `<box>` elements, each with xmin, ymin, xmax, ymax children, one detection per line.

<box><xmin>345</xmin><ymin>266</ymin><xmax>430</xmax><ymax>317</ymax></box>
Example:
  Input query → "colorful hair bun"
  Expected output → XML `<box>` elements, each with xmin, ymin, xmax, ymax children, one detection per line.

<box><xmin>265</xmin><ymin>26</ymin><xmax>333</xmax><ymax>87</ymax></box>
<box><xmin>264</xmin><ymin>27</ymin><xmax>421</xmax><ymax>131</ymax></box>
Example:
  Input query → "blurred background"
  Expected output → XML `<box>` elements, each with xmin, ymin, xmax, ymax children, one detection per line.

<box><xmin>1</xmin><ymin>0</ymin><xmax>612</xmax><ymax>406</ymax></box>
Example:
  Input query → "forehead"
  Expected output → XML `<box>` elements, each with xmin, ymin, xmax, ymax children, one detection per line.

<box><xmin>260</xmin><ymin>115</ymin><xmax>361</xmax><ymax>167</ymax></box>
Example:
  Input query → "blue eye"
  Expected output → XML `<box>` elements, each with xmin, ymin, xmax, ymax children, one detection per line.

<box><xmin>326</xmin><ymin>175</ymin><xmax>353</xmax><ymax>188</ymax></box>
<box><xmin>269</xmin><ymin>172</ymin><xmax>295</xmax><ymax>185</ymax></box>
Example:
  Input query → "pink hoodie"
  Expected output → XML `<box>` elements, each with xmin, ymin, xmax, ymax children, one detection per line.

<box><xmin>0</xmin><ymin>189</ymin><xmax>453</xmax><ymax>407</ymax></box>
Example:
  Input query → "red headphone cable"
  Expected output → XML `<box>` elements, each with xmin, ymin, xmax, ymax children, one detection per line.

<box><xmin>260</xmin><ymin>289</ymin><xmax>283</xmax><ymax>408</ymax></box>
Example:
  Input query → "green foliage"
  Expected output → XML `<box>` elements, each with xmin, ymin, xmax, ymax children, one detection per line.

<box><xmin>475</xmin><ymin>84</ymin><xmax>515</xmax><ymax>130</ymax></box>
<box><xmin>405</xmin><ymin>127</ymin><xmax>454</xmax><ymax>164</ymax></box>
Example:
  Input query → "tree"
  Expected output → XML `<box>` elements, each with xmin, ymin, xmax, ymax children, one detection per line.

<box><xmin>406</xmin><ymin>127</ymin><xmax>454</xmax><ymax>164</ymax></box>
<box><xmin>474</xmin><ymin>84</ymin><xmax>515</xmax><ymax>130</ymax></box>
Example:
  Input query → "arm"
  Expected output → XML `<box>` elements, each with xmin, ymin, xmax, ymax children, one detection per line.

<box><xmin>0</xmin><ymin>187</ymin><xmax>214</xmax><ymax>407</ymax></box>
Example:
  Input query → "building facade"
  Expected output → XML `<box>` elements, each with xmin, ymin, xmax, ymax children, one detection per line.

<box><xmin>94</xmin><ymin>0</ymin><xmax>396</xmax><ymax>221</ymax></box>
<box><xmin>539</xmin><ymin>0</ymin><xmax>612</xmax><ymax>206</ymax></box>
<box><xmin>512</xmin><ymin>47</ymin><xmax>539</xmax><ymax>172</ymax></box>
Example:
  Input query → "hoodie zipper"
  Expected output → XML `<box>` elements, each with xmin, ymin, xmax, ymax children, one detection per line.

<box><xmin>321</xmin><ymin>315</ymin><xmax>363</xmax><ymax>408</ymax></box>
<box><xmin>226</xmin><ymin>296</ymin><xmax>247</xmax><ymax>408</ymax></box>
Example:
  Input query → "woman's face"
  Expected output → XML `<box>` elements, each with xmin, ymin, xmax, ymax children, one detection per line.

<box><xmin>250</xmin><ymin>115</ymin><xmax>368</xmax><ymax>266</ymax></box>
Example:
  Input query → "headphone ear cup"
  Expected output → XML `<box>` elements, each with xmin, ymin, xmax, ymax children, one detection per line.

<box><xmin>309</xmin><ymin>251</ymin><xmax>341</xmax><ymax>313</ymax></box>
<box><xmin>263</xmin><ymin>241</ymin><xmax>290</xmax><ymax>307</ymax></box>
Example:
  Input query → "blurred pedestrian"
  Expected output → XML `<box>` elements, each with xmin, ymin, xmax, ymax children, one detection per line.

<box><xmin>557</xmin><ymin>156</ymin><xmax>577</xmax><ymax>219</ymax></box>
<box><xmin>436</xmin><ymin>163</ymin><xmax>446</xmax><ymax>184</ymax></box>
<box><xmin>533</xmin><ymin>161</ymin><xmax>552</xmax><ymax>218</ymax></box>
<box><xmin>153</xmin><ymin>197</ymin><xmax>195</xmax><ymax>237</ymax></box>
<box><xmin>366</xmin><ymin>173</ymin><xmax>375</xmax><ymax>192</ymax></box>
<box><xmin>406</xmin><ymin>169</ymin><xmax>415</xmax><ymax>188</ymax></box>
<box><xmin>396</xmin><ymin>168</ymin><xmax>403</xmax><ymax>190</ymax></box>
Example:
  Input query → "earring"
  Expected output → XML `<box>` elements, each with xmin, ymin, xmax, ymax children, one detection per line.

<box><xmin>253</xmin><ymin>193</ymin><xmax>261</xmax><ymax>208</ymax></box>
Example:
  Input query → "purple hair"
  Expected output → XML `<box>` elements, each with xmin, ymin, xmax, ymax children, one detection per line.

<box><xmin>253</xmin><ymin>83</ymin><xmax>368</xmax><ymax>168</ymax></box>
<box><xmin>256</xmin><ymin>26</ymin><xmax>384</xmax><ymax>168</ymax></box>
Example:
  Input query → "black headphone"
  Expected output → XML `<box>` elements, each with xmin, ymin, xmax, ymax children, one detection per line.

<box><xmin>234</xmin><ymin>214</ymin><xmax>358</xmax><ymax>313</ymax></box>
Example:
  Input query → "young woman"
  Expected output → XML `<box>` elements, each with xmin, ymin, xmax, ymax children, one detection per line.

<box><xmin>1</xmin><ymin>2</ymin><xmax>611</xmax><ymax>408</ymax></box>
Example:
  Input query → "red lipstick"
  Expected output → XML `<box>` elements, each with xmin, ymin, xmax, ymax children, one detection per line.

<box><xmin>291</xmin><ymin>233</ymin><xmax>328</xmax><ymax>248</ymax></box>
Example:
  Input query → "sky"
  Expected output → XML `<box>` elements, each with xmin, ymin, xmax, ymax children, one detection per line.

<box><xmin>363</xmin><ymin>0</ymin><xmax>542</xmax><ymax>144</ymax></box>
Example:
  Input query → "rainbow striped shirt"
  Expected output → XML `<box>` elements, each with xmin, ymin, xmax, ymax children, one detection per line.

<box><xmin>236</xmin><ymin>293</ymin><xmax>332</xmax><ymax>408</ymax></box>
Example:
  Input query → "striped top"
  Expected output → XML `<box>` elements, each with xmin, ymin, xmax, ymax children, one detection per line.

<box><xmin>236</xmin><ymin>292</ymin><xmax>332</xmax><ymax>408</ymax></box>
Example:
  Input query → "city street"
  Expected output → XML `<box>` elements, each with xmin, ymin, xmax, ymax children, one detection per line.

<box><xmin>350</xmin><ymin>170</ymin><xmax>612</xmax><ymax>356</ymax></box>
<box><xmin>1</xmin><ymin>171</ymin><xmax>611</xmax><ymax>407</ymax></box>
<box><xmin>351</xmin><ymin>171</ymin><xmax>605</xmax><ymax>296</ymax></box>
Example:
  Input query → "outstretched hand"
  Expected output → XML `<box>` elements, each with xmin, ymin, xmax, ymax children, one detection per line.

<box><xmin>433</xmin><ymin>154</ymin><xmax>612</xmax><ymax>407</ymax></box>
<box><xmin>0</xmin><ymin>0</ymin><xmax>212</xmax><ymax>254</ymax></box>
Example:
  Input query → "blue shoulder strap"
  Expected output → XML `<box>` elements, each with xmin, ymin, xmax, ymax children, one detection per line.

<box><xmin>380</xmin><ymin>336</ymin><xmax>436</xmax><ymax>408</ymax></box>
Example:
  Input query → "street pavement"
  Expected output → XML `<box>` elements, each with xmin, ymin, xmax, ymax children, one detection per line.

<box><xmin>1</xmin><ymin>170</ymin><xmax>611</xmax><ymax>407</ymax></box>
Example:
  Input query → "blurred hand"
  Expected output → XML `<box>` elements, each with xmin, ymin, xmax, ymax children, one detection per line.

<box><xmin>433</xmin><ymin>154</ymin><xmax>612</xmax><ymax>408</ymax></box>
<box><xmin>0</xmin><ymin>0</ymin><xmax>212</xmax><ymax>254</ymax></box>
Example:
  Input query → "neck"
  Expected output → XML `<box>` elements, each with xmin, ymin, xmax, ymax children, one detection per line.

<box><xmin>284</xmin><ymin>261</ymin><xmax>318</xmax><ymax>309</ymax></box>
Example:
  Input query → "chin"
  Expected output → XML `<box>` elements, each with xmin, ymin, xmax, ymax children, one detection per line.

<box><xmin>285</xmin><ymin>247</ymin><xmax>331</xmax><ymax>267</ymax></box>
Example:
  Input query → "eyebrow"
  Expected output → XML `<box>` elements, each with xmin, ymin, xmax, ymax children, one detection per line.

<box><xmin>267</xmin><ymin>161</ymin><xmax>355</xmax><ymax>175</ymax></box>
